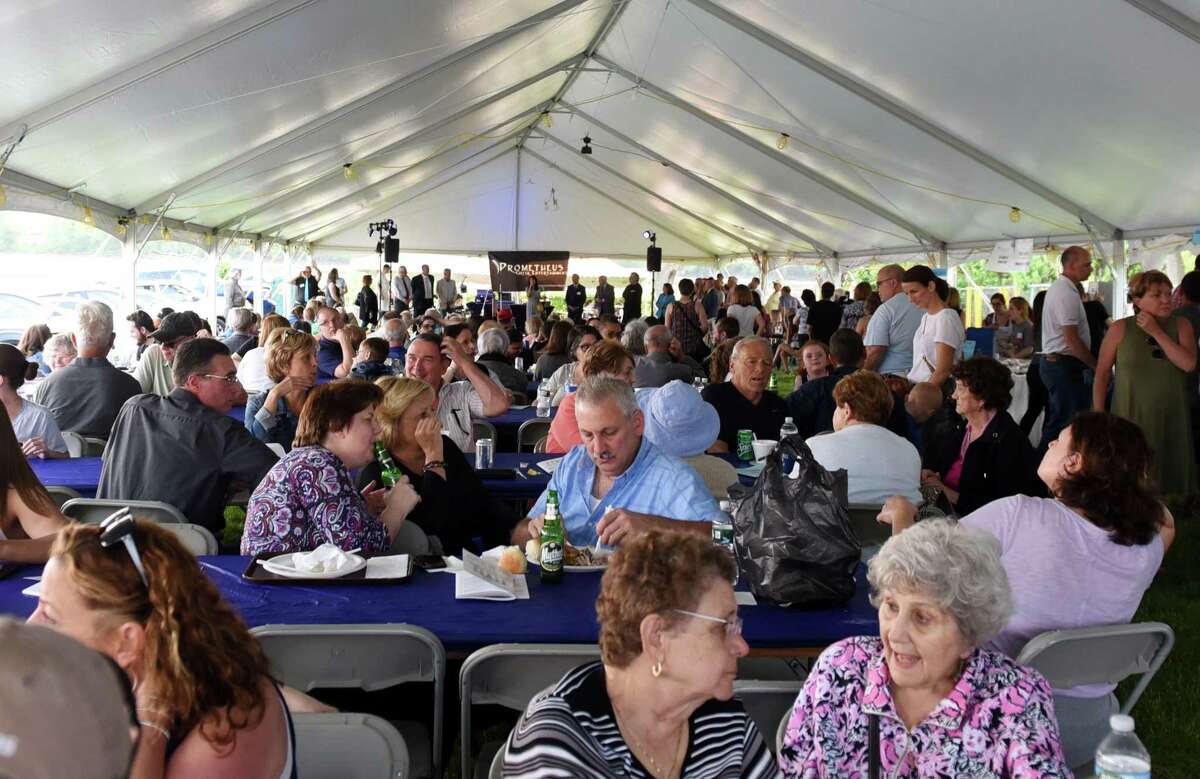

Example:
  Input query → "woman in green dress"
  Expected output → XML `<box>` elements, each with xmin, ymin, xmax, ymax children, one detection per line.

<box><xmin>1094</xmin><ymin>270</ymin><xmax>1197</xmax><ymax>497</ymax></box>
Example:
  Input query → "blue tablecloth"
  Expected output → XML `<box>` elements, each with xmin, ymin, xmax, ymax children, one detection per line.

<box><xmin>29</xmin><ymin>456</ymin><xmax>102</xmax><ymax>498</ymax></box>
<box><xmin>0</xmin><ymin>557</ymin><xmax>877</xmax><ymax>653</ymax></box>
<box><xmin>487</xmin><ymin>405</ymin><xmax>554</xmax><ymax>431</ymax></box>
<box><xmin>228</xmin><ymin>405</ymin><xmax>246</xmax><ymax>423</ymax></box>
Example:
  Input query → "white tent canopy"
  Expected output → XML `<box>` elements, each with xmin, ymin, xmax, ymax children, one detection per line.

<box><xmin>2</xmin><ymin>0</ymin><xmax>1200</xmax><ymax>269</ymax></box>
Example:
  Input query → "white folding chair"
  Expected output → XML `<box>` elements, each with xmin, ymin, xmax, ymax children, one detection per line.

<box><xmin>252</xmin><ymin>624</ymin><xmax>445</xmax><ymax>779</ymax></box>
<box><xmin>459</xmin><ymin>644</ymin><xmax>600</xmax><ymax>779</ymax></box>
<box><xmin>776</xmin><ymin>709</ymin><xmax>790</xmax><ymax>757</ymax></box>
<box><xmin>159</xmin><ymin>523</ymin><xmax>218</xmax><ymax>556</ymax></box>
<box><xmin>488</xmin><ymin>742</ymin><xmax>505</xmax><ymax>779</ymax></box>
<box><xmin>516</xmin><ymin>419</ymin><xmax>551</xmax><ymax>453</ymax></box>
<box><xmin>733</xmin><ymin>679</ymin><xmax>804</xmax><ymax>757</ymax></box>
<box><xmin>266</xmin><ymin>442</ymin><xmax>286</xmax><ymax>459</ymax></box>
<box><xmin>61</xmin><ymin>498</ymin><xmax>188</xmax><ymax>525</ymax></box>
<box><xmin>1017</xmin><ymin>622</ymin><xmax>1175</xmax><ymax>713</ymax></box>
<box><xmin>44</xmin><ymin>485</ymin><xmax>81</xmax><ymax>509</ymax></box>
<box><xmin>472</xmin><ymin>420</ymin><xmax>498</xmax><ymax>448</ymax></box>
<box><xmin>81</xmin><ymin>436</ymin><xmax>108</xmax><ymax>456</ymax></box>
<box><xmin>291</xmin><ymin>712</ymin><xmax>410</xmax><ymax>779</ymax></box>
<box><xmin>60</xmin><ymin>430</ymin><xmax>85</xmax><ymax>458</ymax></box>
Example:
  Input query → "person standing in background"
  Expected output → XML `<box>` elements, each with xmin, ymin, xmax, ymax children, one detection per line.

<box><xmin>355</xmin><ymin>275</ymin><xmax>379</xmax><ymax>329</ymax></box>
<box><xmin>526</xmin><ymin>275</ymin><xmax>541</xmax><ymax>322</ymax></box>
<box><xmin>864</xmin><ymin>264</ymin><xmax>923</xmax><ymax>377</ymax></box>
<box><xmin>323</xmin><ymin>268</ymin><xmax>344</xmax><ymax>309</ymax></box>
<box><xmin>379</xmin><ymin>263</ymin><xmax>392</xmax><ymax>312</ymax></box>
<box><xmin>1038</xmin><ymin>246</ymin><xmax>1096</xmax><ymax>451</ymax></box>
<box><xmin>436</xmin><ymin>268</ymin><xmax>460</xmax><ymax>314</ymax></box>
<box><xmin>594</xmin><ymin>275</ymin><xmax>615</xmax><ymax>317</ymax></box>
<box><xmin>565</xmin><ymin>273</ymin><xmax>587</xmax><ymax>324</ymax></box>
<box><xmin>807</xmin><ymin>282</ymin><xmax>843</xmax><ymax>347</ymax></box>
<box><xmin>412</xmin><ymin>264</ymin><xmax>435</xmax><ymax>316</ymax></box>
<box><xmin>224</xmin><ymin>269</ymin><xmax>246</xmax><ymax>328</ymax></box>
<box><xmin>654</xmin><ymin>282</ymin><xmax>675</xmax><ymax>320</ymax></box>
<box><xmin>392</xmin><ymin>264</ymin><xmax>412</xmax><ymax>313</ymax></box>
<box><xmin>621</xmin><ymin>272</ymin><xmax>643</xmax><ymax>325</ymax></box>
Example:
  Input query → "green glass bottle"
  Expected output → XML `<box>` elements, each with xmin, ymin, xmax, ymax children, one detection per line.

<box><xmin>374</xmin><ymin>442</ymin><xmax>403</xmax><ymax>488</ymax></box>
<box><xmin>539</xmin><ymin>489</ymin><xmax>564</xmax><ymax>584</ymax></box>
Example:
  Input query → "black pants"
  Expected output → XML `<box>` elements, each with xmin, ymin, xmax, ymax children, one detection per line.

<box><xmin>1019</xmin><ymin>358</ymin><xmax>1046</xmax><ymax>434</ymax></box>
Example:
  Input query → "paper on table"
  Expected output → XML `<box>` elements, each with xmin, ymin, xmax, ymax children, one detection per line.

<box><xmin>22</xmin><ymin>579</ymin><xmax>42</xmax><ymax>598</ymax></box>
<box><xmin>364</xmin><ymin>555</ymin><xmax>411</xmax><ymax>579</ymax></box>
<box><xmin>537</xmin><ymin>457</ymin><xmax>563</xmax><ymax>475</ymax></box>
<box><xmin>736</xmin><ymin>462</ymin><xmax>765</xmax><ymax>478</ymax></box>
<box><xmin>456</xmin><ymin>550</ymin><xmax>529</xmax><ymax>601</ymax></box>
<box><xmin>735</xmin><ymin>591</ymin><xmax>758</xmax><ymax>606</ymax></box>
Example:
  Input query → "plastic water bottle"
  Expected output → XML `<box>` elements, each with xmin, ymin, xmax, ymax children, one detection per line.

<box><xmin>1094</xmin><ymin>714</ymin><xmax>1151</xmax><ymax>778</ymax></box>
<box><xmin>536</xmin><ymin>385</ymin><xmax>551</xmax><ymax>418</ymax></box>
<box><xmin>779</xmin><ymin>416</ymin><xmax>798</xmax><ymax>441</ymax></box>
<box><xmin>712</xmin><ymin>500</ymin><xmax>738</xmax><ymax>585</ymax></box>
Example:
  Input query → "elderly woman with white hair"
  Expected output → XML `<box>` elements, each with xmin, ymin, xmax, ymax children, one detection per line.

<box><xmin>780</xmin><ymin>519</ymin><xmax>1070</xmax><ymax>777</ymax></box>
<box><xmin>43</xmin><ymin>333</ymin><xmax>77</xmax><ymax>372</ymax></box>
<box><xmin>475</xmin><ymin>326</ymin><xmax>528</xmax><ymax>397</ymax></box>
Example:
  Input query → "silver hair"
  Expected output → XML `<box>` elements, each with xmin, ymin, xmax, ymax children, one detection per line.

<box><xmin>476</xmin><ymin>326</ymin><xmax>509</xmax><ymax>356</ymax></box>
<box><xmin>384</xmin><ymin>318</ymin><xmax>405</xmax><ymax>341</ymax></box>
<box><xmin>867</xmin><ymin>519</ymin><xmax>1014</xmax><ymax>647</ymax></box>
<box><xmin>74</xmin><ymin>301</ymin><xmax>114</xmax><ymax>350</ymax></box>
<box><xmin>46</xmin><ymin>332</ymin><xmax>77</xmax><ymax>362</ymax></box>
<box><xmin>229</xmin><ymin>308</ymin><xmax>255</xmax><ymax>333</ymax></box>
<box><xmin>620</xmin><ymin>319</ymin><xmax>648</xmax><ymax>356</ymax></box>
<box><xmin>730</xmin><ymin>335</ymin><xmax>770</xmax><ymax>362</ymax></box>
<box><xmin>576</xmin><ymin>375</ymin><xmax>640</xmax><ymax>419</ymax></box>
<box><xmin>644</xmin><ymin>325</ymin><xmax>672</xmax><ymax>350</ymax></box>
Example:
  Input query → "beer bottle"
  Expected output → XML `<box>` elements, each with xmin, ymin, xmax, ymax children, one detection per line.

<box><xmin>374</xmin><ymin>442</ymin><xmax>403</xmax><ymax>488</ymax></box>
<box><xmin>539</xmin><ymin>489</ymin><xmax>564</xmax><ymax>584</ymax></box>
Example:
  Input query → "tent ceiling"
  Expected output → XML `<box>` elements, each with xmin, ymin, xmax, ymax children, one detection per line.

<box><xmin>2</xmin><ymin>0</ymin><xmax>1199</xmax><ymax>260</ymax></box>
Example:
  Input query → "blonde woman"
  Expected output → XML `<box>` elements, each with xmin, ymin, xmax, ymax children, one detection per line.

<box><xmin>360</xmin><ymin>376</ymin><xmax>517</xmax><ymax>555</ymax></box>
<box><xmin>30</xmin><ymin>521</ymin><xmax>298</xmax><ymax>777</ymax></box>
<box><xmin>244</xmin><ymin>329</ymin><xmax>318</xmax><ymax>452</ymax></box>
<box><xmin>237</xmin><ymin>313</ymin><xmax>290</xmax><ymax>392</ymax></box>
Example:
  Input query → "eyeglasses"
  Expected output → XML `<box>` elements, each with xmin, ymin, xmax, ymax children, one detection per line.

<box><xmin>200</xmin><ymin>373</ymin><xmax>242</xmax><ymax>385</ymax></box>
<box><xmin>99</xmin><ymin>508</ymin><xmax>149</xmax><ymax>589</ymax></box>
<box><xmin>671</xmin><ymin>609</ymin><xmax>743</xmax><ymax>640</ymax></box>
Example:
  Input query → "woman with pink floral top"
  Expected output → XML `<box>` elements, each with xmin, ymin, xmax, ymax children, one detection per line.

<box><xmin>779</xmin><ymin>519</ymin><xmax>1070</xmax><ymax>778</ymax></box>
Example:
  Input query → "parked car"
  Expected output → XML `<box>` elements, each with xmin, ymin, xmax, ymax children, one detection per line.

<box><xmin>0</xmin><ymin>293</ymin><xmax>49</xmax><ymax>343</ymax></box>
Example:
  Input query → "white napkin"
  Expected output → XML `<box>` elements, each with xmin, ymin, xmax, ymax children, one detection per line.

<box><xmin>537</xmin><ymin>457</ymin><xmax>563</xmax><ymax>475</ymax></box>
<box><xmin>291</xmin><ymin>543</ymin><xmax>356</xmax><ymax>573</ymax></box>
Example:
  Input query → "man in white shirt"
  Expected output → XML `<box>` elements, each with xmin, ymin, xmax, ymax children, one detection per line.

<box><xmin>403</xmin><ymin>333</ymin><xmax>510</xmax><ymax>452</ymax></box>
<box><xmin>864</xmin><ymin>263</ymin><xmax>923</xmax><ymax>377</ymax></box>
<box><xmin>392</xmin><ymin>265</ymin><xmax>413</xmax><ymax>314</ymax></box>
<box><xmin>1038</xmin><ymin>246</ymin><xmax>1096</xmax><ymax>450</ymax></box>
<box><xmin>435</xmin><ymin>269</ymin><xmax>460</xmax><ymax>313</ymax></box>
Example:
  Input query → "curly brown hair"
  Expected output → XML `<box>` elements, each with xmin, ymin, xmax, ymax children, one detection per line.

<box><xmin>265</xmin><ymin>329</ymin><xmax>316</xmax><ymax>383</ymax></box>
<box><xmin>51</xmin><ymin>521</ymin><xmax>270</xmax><ymax>750</ymax></box>
<box><xmin>596</xmin><ymin>530</ymin><xmax>734</xmax><ymax>667</ymax></box>
<box><xmin>833</xmin><ymin>371</ymin><xmax>894</xmax><ymax>426</ymax></box>
<box><xmin>578</xmin><ymin>339</ymin><xmax>633</xmax><ymax>378</ymax></box>
<box><xmin>952</xmin><ymin>357</ymin><xmax>1013</xmax><ymax>411</ymax></box>
<box><xmin>1055</xmin><ymin>412</ymin><xmax>1163</xmax><ymax>546</ymax></box>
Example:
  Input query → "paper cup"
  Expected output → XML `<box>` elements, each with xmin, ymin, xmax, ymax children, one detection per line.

<box><xmin>752</xmin><ymin>439</ymin><xmax>777</xmax><ymax>462</ymax></box>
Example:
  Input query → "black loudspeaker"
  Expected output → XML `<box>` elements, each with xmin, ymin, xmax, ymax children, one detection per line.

<box><xmin>384</xmin><ymin>237</ymin><xmax>400</xmax><ymax>264</ymax></box>
<box><xmin>646</xmin><ymin>246</ymin><xmax>662</xmax><ymax>272</ymax></box>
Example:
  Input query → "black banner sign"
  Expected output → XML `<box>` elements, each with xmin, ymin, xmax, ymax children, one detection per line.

<box><xmin>487</xmin><ymin>251</ymin><xmax>569</xmax><ymax>292</ymax></box>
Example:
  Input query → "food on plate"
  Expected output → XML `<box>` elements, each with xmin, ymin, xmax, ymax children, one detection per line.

<box><xmin>525</xmin><ymin>538</ymin><xmax>541</xmax><ymax>564</ymax></box>
<box><xmin>564</xmin><ymin>545</ymin><xmax>610</xmax><ymax>567</ymax></box>
<box><xmin>498</xmin><ymin>546</ymin><xmax>528</xmax><ymax>574</ymax></box>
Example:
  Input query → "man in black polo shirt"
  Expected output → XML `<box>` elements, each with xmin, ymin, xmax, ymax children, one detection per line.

<box><xmin>701</xmin><ymin>336</ymin><xmax>787</xmax><ymax>452</ymax></box>
<box><xmin>806</xmin><ymin>281</ymin><xmax>843</xmax><ymax>346</ymax></box>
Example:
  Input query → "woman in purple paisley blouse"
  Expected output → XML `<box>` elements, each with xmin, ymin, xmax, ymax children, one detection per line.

<box><xmin>780</xmin><ymin>519</ymin><xmax>1070</xmax><ymax>778</ymax></box>
<box><xmin>241</xmin><ymin>381</ymin><xmax>419</xmax><ymax>555</ymax></box>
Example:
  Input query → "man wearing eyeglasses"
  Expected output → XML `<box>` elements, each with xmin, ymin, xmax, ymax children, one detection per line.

<box><xmin>99</xmin><ymin>339</ymin><xmax>276</xmax><ymax>533</ymax></box>
<box><xmin>131</xmin><ymin>311</ymin><xmax>200</xmax><ymax>396</ymax></box>
<box><xmin>863</xmin><ymin>264</ymin><xmax>923</xmax><ymax>377</ymax></box>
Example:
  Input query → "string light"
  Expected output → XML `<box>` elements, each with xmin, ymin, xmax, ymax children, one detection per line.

<box><xmin>1008</xmin><ymin>206</ymin><xmax>1021</xmax><ymax>223</ymax></box>
<box><xmin>0</xmin><ymin>184</ymin><xmax>6</xmax><ymax>208</ymax></box>
<box><xmin>541</xmin><ymin>111</ymin><xmax>553</xmax><ymax>128</ymax></box>
<box><xmin>343</xmin><ymin>163</ymin><xmax>357</xmax><ymax>181</ymax></box>
<box><xmin>81</xmin><ymin>205</ymin><xmax>97</xmax><ymax>227</ymax></box>
<box><xmin>776</xmin><ymin>132</ymin><xmax>790</xmax><ymax>150</ymax></box>
<box><xmin>115</xmin><ymin>217</ymin><xmax>129</xmax><ymax>237</ymax></box>
<box><xmin>161</xmin><ymin>226</ymin><xmax>172</xmax><ymax>242</ymax></box>
<box><xmin>580</xmin><ymin>135</ymin><xmax>593</xmax><ymax>155</ymax></box>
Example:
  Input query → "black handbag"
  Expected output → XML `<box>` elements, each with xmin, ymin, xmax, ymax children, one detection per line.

<box><xmin>728</xmin><ymin>436</ymin><xmax>861</xmax><ymax>607</ymax></box>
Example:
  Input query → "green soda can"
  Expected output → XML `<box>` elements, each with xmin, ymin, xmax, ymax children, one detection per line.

<box><xmin>737</xmin><ymin>429</ymin><xmax>754</xmax><ymax>461</ymax></box>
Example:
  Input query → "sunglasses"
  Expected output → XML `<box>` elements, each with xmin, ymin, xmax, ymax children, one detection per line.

<box><xmin>99</xmin><ymin>508</ymin><xmax>149</xmax><ymax>589</ymax></box>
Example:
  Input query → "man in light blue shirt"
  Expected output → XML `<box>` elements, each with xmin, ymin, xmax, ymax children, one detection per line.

<box><xmin>516</xmin><ymin>376</ymin><xmax>722</xmax><ymax>548</ymax></box>
<box><xmin>864</xmin><ymin>263</ymin><xmax>923</xmax><ymax>377</ymax></box>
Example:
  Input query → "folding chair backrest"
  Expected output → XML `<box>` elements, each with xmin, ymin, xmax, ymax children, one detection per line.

<box><xmin>489</xmin><ymin>741</ymin><xmax>506</xmax><ymax>779</ymax></box>
<box><xmin>733</xmin><ymin>679</ymin><xmax>803</xmax><ymax>756</ymax></box>
<box><xmin>459</xmin><ymin>644</ymin><xmax>600</xmax><ymax>779</ymax></box>
<box><xmin>81</xmin><ymin>436</ymin><xmax>107</xmax><ymax>456</ymax></box>
<box><xmin>1016</xmin><ymin>622</ymin><xmax>1174</xmax><ymax>713</ymax></box>
<box><xmin>44</xmin><ymin>485</ymin><xmax>81</xmax><ymax>509</ymax></box>
<box><xmin>472</xmin><ymin>420</ymin><xmax>498</xmax><ymax>447</ymax></box>
<box><xmin>266</xmin><ymin>442</ymin><xmax>286</xmax><ymax>459</ymax></box>
<box><xmin>292</xmin><ymin>712</ymin><xmax>410</xmax><ymax>779</ymax></box>
<box><xmin>60</xmin><ymin>431</ymin><xmax>85</xmax><ymax>458</ymax></box>
<box><xmin>847</xmin><ymin>503</ymin><xmax>888</xmax><ymax>548</ymax></box>
<box><xmin>516</xmin><ymin>419</ymin><xmax>551</xmax><ymax>453</ymax></box>
<box><xmin>160</xmin><ymin>523</ymin><xmax>218</xmax><ymax>556</ymax></box>
<box><xmin>61</xmin><ymin>498</ymin><xmax>188</xmax><ymax>525</ymax></box>
<box><xmin>251</xmin><ymin>624</ymin><xmax>445</xmax><ymax>778</ymax></box>
<box><xmin>776</xmin><ymin>708</ymin><xmax>790</xmax><ymax>757</ymax></box>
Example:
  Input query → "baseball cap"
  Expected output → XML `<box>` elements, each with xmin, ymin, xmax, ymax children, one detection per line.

<box><xmin>0</xmin><ymin>619</ymin><xmax>137</xmax><ymax>779</ymax></box>
<box><xmin>149</xmin><ymin>311</ymin><xmax>200</xmax><ymax>343</ymax></box>
<box><xmin>638</xmin><ymin>380</ymin><xmax>720</xmax><ymax>458</ymax></box>
<box><xmin>497</xmin><ymin>308</ymin><xmax>513</xmax><ymax>322</ymax></box>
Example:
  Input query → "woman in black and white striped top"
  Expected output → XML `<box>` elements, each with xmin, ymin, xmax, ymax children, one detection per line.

<box><xmin>502</xmin><ymin>531</ymin><xmax>780</xmax><ymax>778</ymax></box>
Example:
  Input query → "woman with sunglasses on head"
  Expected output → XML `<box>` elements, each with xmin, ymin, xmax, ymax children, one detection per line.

<box><xmin>1093</xmin><ymin>269</ymin><xmax>1197</xmax><ymax>497</ymax></box>
<box><xmin>244</xmin><ymin>329</ymin><xmax>318</xmax><ymax>453</ymax></box>
<box><xmin>504</xmin><ymin>530</ymin><xmax>777</xmax><ymax>778</ymax></box>
<box><xmin>29</xmin><ymin>519</ymin><xmax>298</xmax><ymax>778</ymax></box>
<box><xmin>0</xmin><ymin>413</ymin><xmax>67</xmax><ymax>563</ymax></box>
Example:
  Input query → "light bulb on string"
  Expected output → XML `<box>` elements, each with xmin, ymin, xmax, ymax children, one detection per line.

<box><xmin>161</xmin><ymin>226</ymin><xmax>172</xmax><ymax>242</ymax></box>
<box><xmin>1008</xmin><ymin>206</ymin><xmax>1021</xmax><ymax>223</ymax></box>
<box><xmin>115</xmin><ymin>218</ymin><xmax>128</xmax><ymax>238</ymax></box>
<box><xmin>541</xmin><ymin>111</ymin><xmax>553</xmax><ymax>128</ymax></box>
<box><xmin>776</xmin><ymin>132</ymin><xmax>790</xmax><ymax>150</ymax></box>
<box><xmin>81</xmin><ymin>205</ymin><xmax>97</xmax><ymax>227</ymax></box>
<box><xmin>343</xmin><ymin>163</ymin><xmax>357</xmax><ymax>182</ymax></box>
<box><xmin>0</xmin><ymin>184</ymin><xmax>6</xmax><ymax>208</ymax></box>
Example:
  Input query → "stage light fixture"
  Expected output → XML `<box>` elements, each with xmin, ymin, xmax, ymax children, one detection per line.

<box><xmin>642</xmin><ymin>229</ymin><xmax>656</xmax><ymax>244</ymax></box>
<box><xmin>581</xmin><ymin>135</ymin><xmax>593</xmax><ymax>155</ymax></box>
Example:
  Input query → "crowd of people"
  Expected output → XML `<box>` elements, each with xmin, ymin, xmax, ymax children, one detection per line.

<box><xmin>2</xmin><ymin>245</ymin><xmax>1193</xmax><ymax>776</ymax></box>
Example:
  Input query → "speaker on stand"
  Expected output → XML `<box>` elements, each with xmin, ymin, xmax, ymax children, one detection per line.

<box><xmin>646</xmin><ymin>240</ymin><xmax>661</xmax><ymax>318</ymax></box>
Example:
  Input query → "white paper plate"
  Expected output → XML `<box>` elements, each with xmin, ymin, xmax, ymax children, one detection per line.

<box><xmin>260</xmin><ymin>552</ymin><xmax>367</xmax><ymax>579</ymax></box>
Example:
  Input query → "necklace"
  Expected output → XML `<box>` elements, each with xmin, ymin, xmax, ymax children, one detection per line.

<box><xmin>612</xmin><ymin>703</ymin><xmax>687</xmax><ymax>779</ymax></box>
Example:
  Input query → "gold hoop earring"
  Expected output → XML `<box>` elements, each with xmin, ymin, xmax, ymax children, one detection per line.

<box><xmin>651</xmin><ymin>658</ymin><xmax>663</xmax><ymax>678</ymax></box>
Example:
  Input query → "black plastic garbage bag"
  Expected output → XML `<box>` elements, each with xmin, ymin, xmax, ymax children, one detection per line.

<box><xmin>728</xmin><ymin>435</ymin><xmax>860</xmax><ymax>608</ymax></box>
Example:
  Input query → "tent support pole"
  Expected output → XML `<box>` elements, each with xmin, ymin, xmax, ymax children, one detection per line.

<box><xmin>1121</xmin><ymin>0</ymin><xmax>1200</xmax><ymax>45</ymax></box>
<box><xmin>513</xmin><ymin>148</ymin><xmax>522</xmax><ymax>250</ymax></box>
<box><xmin>678</xmin><ymin>0</ymin><xmax>1120</xmax><ymax>238</ymax></box>
<box><xmin>1111</xmin><ymin>239</ymin><xmax>1128</xmax><ymax>319</ymax></box>
<box><xmin>121</xmin><ymin>226</ymin><xmax>139</xmax><ymax>322</ymax></box>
